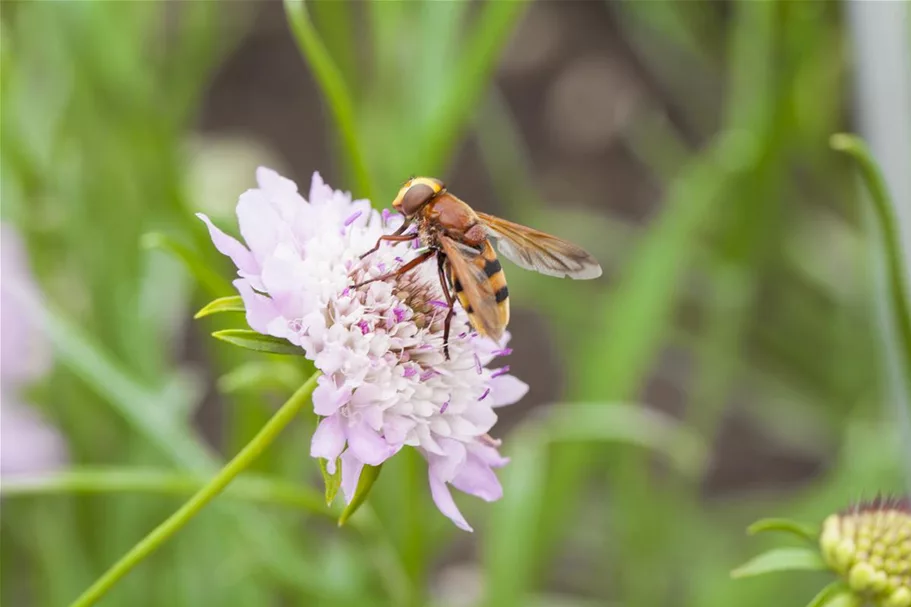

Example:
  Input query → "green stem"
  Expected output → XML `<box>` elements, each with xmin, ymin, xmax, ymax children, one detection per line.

<box><xmin>283</xmin><ymin>0</ymin><xmax>375</xmax><ymax>200</ymax></box>
<box><xmin>68</xmin><ymin>371</ymin><xmax>321</xmax><ymax>607</ymax></box>
<box><xmin>830</xmin><ymin>134</ymin><xmax>911</xmax><ymax>396</ymax></box>
<box><xmin>0</xmin><ymin>468</ymin><xmax>332</xmax><ymax>518</ymax></box>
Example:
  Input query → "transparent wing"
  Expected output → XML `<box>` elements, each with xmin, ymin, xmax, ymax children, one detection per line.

<box><xmin>439</xmin><ymin>236</ymin><xmax>506</xmax><ymax>341</ymax></box>
<box><xmin>476</xmin><ymin>211</ymin><xmax>602</xmax><ymax>279</ymax></box>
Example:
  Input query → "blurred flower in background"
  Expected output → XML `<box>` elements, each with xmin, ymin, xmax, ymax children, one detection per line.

<box><xmin>0</xmin><ymin>224</ymin><xmax>67</xmax><ymax>477</ymax></box>
<box><xmin>198</xmin><ymin>169</ymin><xmax>528</xmax><ymax>531</ymax></box>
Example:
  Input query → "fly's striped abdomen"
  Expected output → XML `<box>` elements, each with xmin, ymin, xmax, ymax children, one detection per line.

<box><xmin>445</xmin><ymin>240</ymin><xmax>510</xmax><ymax>338</ymax></box>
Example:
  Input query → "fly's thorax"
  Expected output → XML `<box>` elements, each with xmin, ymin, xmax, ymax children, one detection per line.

<box><xmin>423</xmin><ymin>193</ymin><xmax>480</xmax><ymax>240</ymax></box>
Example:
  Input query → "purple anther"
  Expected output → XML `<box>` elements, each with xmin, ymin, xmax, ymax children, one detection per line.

<box><xmin>477</xmin><ymin>388</ymin><xmax>491</xmax><ymax>401</ymax></box>
<box><xmin>440</xmin><ymin>401</ymin><xmax>449</xmax><ymax>414</ymax></box>
<box><xmin>394</xmin><ymin>256</ymin><xmax>404</xmax><ymax>263</ymax></box>
<box><xmin>393</xmin><ymin>307</ymin><xmax>407</xmax><ymax>323</ymax></box>
<box><xmin>382</xmin><ymin>208</ymin><xmax>392</xmax><ymax>223</ymax></box>
<box><xmin>403</xmin><ymin>366</ymin><xmax>418</xmax><ymax>378</ymax></box>
<box><xmin>429</xmin><ymin>300</ymin><xmax>449</xmax><ymax>308</ymax></box>
<box><xmin>341</xmin><ymin>287</ymin><xmax>351</xmax><ymax>297</ymax></box>
<box><xmin>493</xmin><ymin>348</ymin><xmax>513</xmax><ymax>357</ymax></box>
<box><xmin>420</xmin><ymin>369</ymin><xmax>439</xmax><ymax>382</ymax></box>
<box><xmin>344</xmin><ymin>210</ymin><xmax>363</xmax><ymax>226</ymax></box>
<box><xmin>356</xmin><ymin>320</ymin><xmax>370</xmax><ymax>335</ymax></box>
<box><xmin>490</xmin><ymin>366</ymin><xmax>510</xmax><ymax>379</ymax></box>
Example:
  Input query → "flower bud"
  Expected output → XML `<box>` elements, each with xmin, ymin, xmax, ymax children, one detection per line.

<box><xmin>820</xmin><ymin>496</ymin><xmax>911</xmax><ymax>606</ymax></box>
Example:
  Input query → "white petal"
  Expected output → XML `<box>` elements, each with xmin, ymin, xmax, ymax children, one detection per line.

<box><xmin>237</xmin><ymin>189</ymin><xmax>284</xmax><ymax>264</ymax></box>
<box><xmin>196</xmin><ymin>213</ymin><xmax>258</xmax><ymax>274</ymax></box>
<box><xmin>428</xmin><ymin>470</ymin><xmax>473</xmax><ymax>532</ymax></box>
<box><xmin>340</xmin><ymin>449</ymin><xmax>364</xmax><ymax>504</ymax></box>
<box><xmin>347</xmin><ymin>420</ymin><xmax>398</xmax><ymax>466</ymax></box>
<box><xmin>310</xmin><ymin>414</ymin><xmax>346</xmax><ymax>469</ymax></box>
<box><xmin>312</xmin><ymin>376</ymin><xmax>352</xmax><ymax>416</ymax></box>
<box><xmin>451</xmin><ymin>450</ymin><xmax>504</xmax><ymax>502</ymax></box>
<box><xmin>488</xmin><ymin>375</ymin><xmax>528</xmax><ymax>408</ymax></box>
<box><xmin>233</xmin><ymin>279</ymin><xmax>280</xmax><ymax>335</ymax></box>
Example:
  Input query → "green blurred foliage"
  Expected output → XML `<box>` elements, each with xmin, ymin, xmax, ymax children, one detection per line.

<box><xmin>0</xmin><ymin>1</ymin><xmax>907</xmax><ymax>607</ymax></box>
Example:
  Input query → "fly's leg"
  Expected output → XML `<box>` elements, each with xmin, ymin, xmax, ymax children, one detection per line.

<box><xmin>359</xmin><ymin>221</ymin><xmax>414</xmax><ymax>260</ymax></box>
<box><xmin>352</xmin><ymin>249</ymin><xmax>435</xmax><ymax>289</ymax></box>
<box><xmin>437</xmin><ymin>253</ymin><xmax>456</xmax><ymax>361</ymax></box>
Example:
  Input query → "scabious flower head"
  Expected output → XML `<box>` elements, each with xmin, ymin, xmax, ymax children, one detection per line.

<box><xmin>820</xmin><ymin>496</ymin><xmax>911</xmax><ymax>607</ymax></box>
<box><xmin>198</xmin><ymin>168</ymin><xmax>528</xmax><ymax>531</ymax></box>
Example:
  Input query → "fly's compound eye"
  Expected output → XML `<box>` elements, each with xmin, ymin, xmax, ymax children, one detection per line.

<box><xmin>399</xmin><ymin>182</ymin><xmax>436</xmax><ymax>216</ymax></box>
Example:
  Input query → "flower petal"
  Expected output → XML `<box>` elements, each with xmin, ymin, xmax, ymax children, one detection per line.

<box><xmin>488</xmin><ymin>374</ymin><xmax>528</xmax><ymax>408</ymax></box>
<box><xmin>310</xmin><ymin>414</ymin><xmax>347</xmax><ymax>471</ymax></box>
<box><xmin>195</xmin><ymin>213</ymin><xmax>258</xmax><ymax>275</ymax></box>
<box><xmin>312</xmin><ymin>375</ymin><xmax>353</xmax><ymax>416</ymax></box>
<box><xmin>233</xmin><ymin>279</ymin><xmax>280</xmax><ymax>335</ymax></box>
<box><xmin>347</xmin><ymin>420</ymin><xmax>398</xmax><ymax>466</ymax></box>
<box><xmin>451</xmin><ymin>451</ymin><xmax>504</xmax><ymax>502</ymax></box>
<box><xmin>429</xmin><ymin>471</ymin><xmax>473</xmax><ymax>532</ymax></box>
<box><xmin>340</xmin><ymin>448</ymin><xmax>364</xmax><ymax>504</ymax></box>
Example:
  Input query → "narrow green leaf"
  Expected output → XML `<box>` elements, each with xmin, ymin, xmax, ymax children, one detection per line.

<box><xmin>830</xmin><ymin>133</ymin><xmax>911</xmax><ymax>421</ymax></box>
<box><xmin>141</xmin><ymin>232</ymin><xmax>232</xmax><ymax>298</ymax></box>
<box><xmin>730</xmin><ymin>547</ymin><xmax>827</xmax><ymax>579</ymax></box>
<box><xmin>806</xmin><ymin>581</ymin><xmax>853</xmax><ymax>607</ymax></box>
<box><xmin>319</xmin><ymin>457</ymin><xmax>341</xmax><ymax>506</ymax></box>
<box><xmin>194</xmin><ymin>296</ymin><xmax>245</xmax><ymax>319</ymax></box>
<box><xmin>545</xmin><ymin>402</ymin><xmax>708</xmax><ymax>476</ymax></box>
<box><xmin>338</xmin><ymin>464</ymin><xmax>382</xmax><ymax>527</ymax></box>
<box><xmin>748</xmin><ymin>518</ymin><xmax>819</xmax><ymax>544</ymax></box>
<box><xmin>283</xmin><ymin>0</ymin><xmax>374</xmax><ymax>199</ymax></box>
<box><xmin>211</xmin><ymin>329</ymin><xmax>303</xmax><ymax>356</ymax></box>
<box><xmin>217</xmin><ymin>361</ymin><xmax>307</xmax><ymax>394</ymax></box>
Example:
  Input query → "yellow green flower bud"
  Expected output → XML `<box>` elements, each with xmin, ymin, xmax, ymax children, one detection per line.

<box><xmin>819</xmin><ymin>496</ymin><xmax>911</xmax><ymax>606</ymax></box>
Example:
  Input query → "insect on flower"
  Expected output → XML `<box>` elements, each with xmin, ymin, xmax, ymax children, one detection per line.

<box><xmin>354</xmin><ymin>177</ymin><xmax>603</xmax><ymax>358</ymax></box>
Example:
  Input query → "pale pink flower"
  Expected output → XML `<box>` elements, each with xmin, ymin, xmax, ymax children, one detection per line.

<box><xmin>198</xmin><ymin>169</ymin><xmax>528</xmax><ymax>531</ymax></box>
<box><xmin>0</xmin><ymin>224</ymin><xmax>67</xmax><ymax>477</ymax></box>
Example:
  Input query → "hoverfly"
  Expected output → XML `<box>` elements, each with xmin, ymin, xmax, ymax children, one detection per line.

<box><xmin>354</xmin><ymin>177</ymin><xmax>602</xmax><ymax>359</ymax></box>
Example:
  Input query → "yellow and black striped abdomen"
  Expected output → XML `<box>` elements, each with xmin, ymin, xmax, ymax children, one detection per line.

<box><xmin>446</xmin><ymin>240</ymin><xmax>510</xmax><ymax>339</ymax></box>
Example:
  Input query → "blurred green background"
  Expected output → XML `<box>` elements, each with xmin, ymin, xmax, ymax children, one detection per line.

<box><xmin>1</xmin><ymin>1</ymin><xmax>909</xmax><ymax>606</ymax></box>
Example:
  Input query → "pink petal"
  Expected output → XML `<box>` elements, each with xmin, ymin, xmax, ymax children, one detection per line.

<box><xmin>308</xmin><ymin>172</ymin><xmax>334</xmax><ymax>206</ymax></box>
<box><xmin>312</xmin><ymin>376</ymin><xmax>352</xmax><ymax>416</ymax></box>
<box><xmin>451</xmin><ymin>451</ymin><xmax>503</xmax><ymax>502</ymax></box>
<box><xmin>347</xmin><ymin>420</ymin><xmax>398</xmax><ymax>466</ymax></box>
<box><xmin>340</xmin><ymin>449</ymin><xmax>364</xmax><ymax>504</ymax></box>
<box><xmin>426</xmin><ymin>438</ymin><xmax>467</xmax><ymax>484</ymax></box>
<box><xmin>237</xmin><ymin>190</ymin><xmax>283</xmax><ymax>264</ymax></box>
<box><xmin>488</xmin><ymin>374</ymin><xmax>528</xmax><ymax>408</ymax></box>
<box><xmin>429</xmin><ymin>471</ymin><xmax>473</xmax><ymax>532</ymax></box>
<box><xmin>233</xmin><ymin>279</ymin><xmax>280</xmax><ymax>335</ymax></box>
<box><xmin>195</xmin><ymin>213</ymin><xmax>258</xmax><ymax>275</ymax></box>
<box><xmin>467</xmin><ymin>442</ymin><xmax>509</xmax><ymax>468</ymax></box>
<box><xmin>310</xmin><ymin>414</ymin><xmax>346</xmax><ymax>471</ymax></box>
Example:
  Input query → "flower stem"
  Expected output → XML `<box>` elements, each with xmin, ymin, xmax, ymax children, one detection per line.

<box><xmin>831</xmin><ymin>134</ymin><xmax>911</xmax><ymax>403</ymax></box>
<box><xmin>68</xmin><ymin>371</ymin><xmax>321</xmax><ymax>607</ymax></box>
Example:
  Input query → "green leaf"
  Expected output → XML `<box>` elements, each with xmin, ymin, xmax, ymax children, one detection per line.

<box><xmin>141</xmin><ymin>232</ymin><xmax>232</xmax><ymax>298</ymax></box>
<box><xmin>283</xmin><ymin>0</ymin><xmax>374</xmax><ymax>200</ymax></box>
<box><xmin>338</xmin><ymin>464</ymin><xmax>382</xmax><ymax>527</ymax></box>
<box><xmin>747</xmin><ymin>518</ymin><xmax>819</xmax><ymax>543</ymax></box>
<box><xmin>211</xmin><ymin>329</ymin><xmax>303</xmax><ymax>356</ymax></box>
<box><xmin>544</xmin><ymin>402</ymin><xmax>708</xmax><ymax>476</ymax></box>
<box><xmin>319</xmin><ymin>457</ymin><xmax>342</xmax><ymax>506</ymax></box>
<box><xmin>217</xmin><ymin>361</ymin><xmax>308</xmax><ymax>394</ymax></box>
<box><xmin>194</xmin><ymin>295</ymin><xmax>245</xmax><ymax>319</ymax></box>
<box><xmin>806</xmin><ymin>582</ymin><xmax>854</xmax><ymax>607</ymax></box>
<box><xmin>730</xmin><ymin>547</ymin><xmax>827</xmax><ymax>579</ymax></box>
